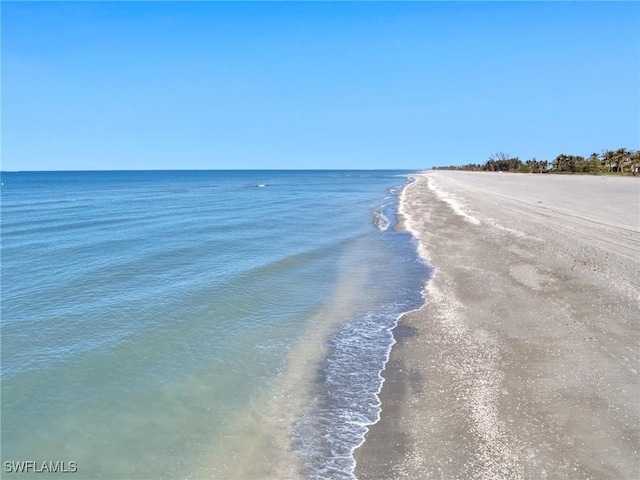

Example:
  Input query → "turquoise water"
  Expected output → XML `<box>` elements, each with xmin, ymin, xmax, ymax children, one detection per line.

<box><xmin>1</xmin><ymin>170</ymin><xmax>427</xmax><ymax>479</ymax></box>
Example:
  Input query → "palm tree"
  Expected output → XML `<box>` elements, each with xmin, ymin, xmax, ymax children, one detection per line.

<box><xmin>526</xmin><ymin>158</ymin><xmax>538</xmax><ymax>173</ymax></box>
<box><xmin>615</xmin><ymin>148</ymin><xmax>632</xmax><ymax>173</ymax></box>
<box><xmin>553</xmin><ymin>154</ymin><xmax>569</xmax><ymax>172</ymax></box>
<box><xmin>631</xmin><ymin>150</ymin><xmax>640</xmax><ymax>175</ymax></box>
<box><xmin>587</xmin><ymin>153</ymin><xmax>601</xmax><ymax>174</ymax></box>
<box><xmin>539</xmin><ymin>160</ymin><xmax>549</xmax><ymax>172</ymax></box>
<box><xmin>602</xmin><ymin>150</ymin><xmax>616</xmax><ymax>173</ymax></box>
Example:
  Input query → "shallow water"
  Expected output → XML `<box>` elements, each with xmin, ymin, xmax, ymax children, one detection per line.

<box><xmin>1</xmin><ymin>170</ymin><xmax>428</xmax><ymax>479</ymax></box>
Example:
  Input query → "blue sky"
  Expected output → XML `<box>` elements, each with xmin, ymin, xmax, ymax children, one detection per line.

<box><xmin>2</xmin><ymin>1</ymin><xmax>639</xmax><ymax>171</ymax></box>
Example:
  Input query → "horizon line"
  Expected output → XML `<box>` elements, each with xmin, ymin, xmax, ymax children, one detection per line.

<box><xmin>1</xmin><ymin>167</ymin><xmax>425</xmax><ymax>173</ymax></box>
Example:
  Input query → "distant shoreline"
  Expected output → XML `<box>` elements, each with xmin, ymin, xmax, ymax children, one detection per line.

<box><xmin>433</xmin><ymin>169</ymin><xmax>639</xmax><ymax>177</ymax></box>
<box><xmin>433</xmin><ymin>148</ymin><xmax>640</xmax><ymax>175</ymax></box>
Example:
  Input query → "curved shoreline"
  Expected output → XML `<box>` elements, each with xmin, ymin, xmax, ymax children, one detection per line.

<box><xmin>355</xmin><ymin>171</ymin><xmax>639</xmax><ymax>479</ymax></box>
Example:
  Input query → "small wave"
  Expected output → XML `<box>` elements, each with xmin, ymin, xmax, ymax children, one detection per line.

<box><xmin>292</xmin><ymin>301</ymin><xmax>427</xmax><ymax>479</ymax></box>
<box><xmin>292</xmin><ymin>307</ymin><xmax>399</xmax><ymax>479</ymax></box>
<box><xmin>373</xmin><ymin>210</ymin><xmax>390</xmax><ymax>231</ymax></box>
<box><xmin>291</xmin><ymin>188</ymin><xmax>429</xmax><ymax>479</ymax></box>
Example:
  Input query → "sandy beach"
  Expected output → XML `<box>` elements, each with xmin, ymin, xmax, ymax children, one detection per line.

<box><xmin>355</xmin><ymin>171</ymin><xmax>640</xmax><ymax>479</ymax></box>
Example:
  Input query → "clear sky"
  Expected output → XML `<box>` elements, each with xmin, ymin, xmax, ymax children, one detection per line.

<box><xmin>2</xmin><ymin>1</ymin><xmax>639</xmax><ymax>171</ymax></box>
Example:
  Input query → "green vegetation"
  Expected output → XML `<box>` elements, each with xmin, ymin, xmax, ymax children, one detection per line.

<box><xmin>434</xmin><ymin>148</ymin><xmax>640</xmax><ymax>175</ymax></box>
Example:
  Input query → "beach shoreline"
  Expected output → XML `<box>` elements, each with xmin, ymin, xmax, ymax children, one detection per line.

<box><xmin>355</xmin><ymin>171</ymin><xmax>639</xmax><ymax>479</ymax></box>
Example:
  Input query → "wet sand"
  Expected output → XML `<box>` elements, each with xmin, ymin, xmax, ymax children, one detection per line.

<box><xmin>355</xmin><ymin>171</ymin><xmax>640</xmax><ymax>479</ymax></box>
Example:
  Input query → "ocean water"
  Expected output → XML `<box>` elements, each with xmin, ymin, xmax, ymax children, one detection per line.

<box><xmin>1</xmin><ymin>170</ymin><xmax>428</xmax><ymax>479</ymax></box>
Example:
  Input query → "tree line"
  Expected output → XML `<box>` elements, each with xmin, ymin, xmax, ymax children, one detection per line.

<box><xmin>433</xmin><ymin>148</ymin><xmax>640</xmax><ymax>175</ymax></box>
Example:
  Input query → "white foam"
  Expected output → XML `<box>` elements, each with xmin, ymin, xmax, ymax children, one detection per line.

<box><xmin>373</xmin><ymin>210</ymin><xmax>390</xmax><ymax>231</ymax></box>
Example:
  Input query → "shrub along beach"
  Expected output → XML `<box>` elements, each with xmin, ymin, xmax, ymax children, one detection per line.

<box><xmin>433</xmin><ymin>148</ymin><xmax>640</xmax><ymax>174</ymax></box>
<box><xmin>356</xmin><ymin>170</ymin><xmax>639</xmax><ymax>479</ymax></box>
